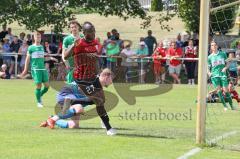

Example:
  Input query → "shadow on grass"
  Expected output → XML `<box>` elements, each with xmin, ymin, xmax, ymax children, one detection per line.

<box><xmin>117</xmin><ymin>133</ymin><xmax>175</xmax><ymax>139</ymax></box>
<box><xmin>78</xmin><ymin>127</ymin><xmax>134</xmax><ymax>131</ymax></box>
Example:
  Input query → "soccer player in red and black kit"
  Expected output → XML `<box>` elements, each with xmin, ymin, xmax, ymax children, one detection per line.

<box><xmin>63</xmin><ymin>21</ymin><xmax>116</xmax><ymax>135</ymax></box>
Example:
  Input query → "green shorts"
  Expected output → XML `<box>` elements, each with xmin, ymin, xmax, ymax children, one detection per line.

<box><xmin>211</xmin><ymin>76</ymin><xmax>228</xmax><ymax>88</ymax></box>
<box><xmin>66</xmin><ymin>69</ymin><xmax>74</xmax><ymax>84</ymax></box>
<box><xmin>31</xmin><ymin>69</ymin><xmax>49</xmax><ymax>84</ymax></box>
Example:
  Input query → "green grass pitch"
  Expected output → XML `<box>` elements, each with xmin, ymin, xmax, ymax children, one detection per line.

<box><xmin>0</xmin><ymin>80</ymin><xmax>240</xmax><ymax>159</ymax></box>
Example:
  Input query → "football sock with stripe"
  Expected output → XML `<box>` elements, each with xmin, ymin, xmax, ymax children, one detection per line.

<box><xmin>225</xmin><ymin>92</ymin><xmax>233</xmax><ymax>109</ymax></box>
<box><xmin>218</xmin><ymin>91</ymin><xmax>227</xmax><ymax>108</ymax></box>
<box><xmin>35</xmin><ymin>88</ymin><xmax>41</xmax><ymax>103</ymax></box>
<box><xmin>41</xmin><ymin>87</ymin><xmax>49</xmax><ymax>96</ymax></box>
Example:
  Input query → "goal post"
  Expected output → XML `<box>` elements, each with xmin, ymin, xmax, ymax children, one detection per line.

<box><xmin>196</xmin><ymin>0</ymin><xmax>210</xmax><ymax>145</ymax></box>
<box><xmin>196</xmin><ymin>0</ymin><xmax>240</xmax><ymax>145</ymax></box>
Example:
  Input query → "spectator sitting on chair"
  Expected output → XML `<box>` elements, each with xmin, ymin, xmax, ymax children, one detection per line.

<box><xmin>167</xmin><ymin>41</ymin><xmax>183</xmax><ymax>84</ymax></box>
<box><xmin>0</xmin><ymin>64</ymin><xmax>10</xmax><ymax>79</ymax></box>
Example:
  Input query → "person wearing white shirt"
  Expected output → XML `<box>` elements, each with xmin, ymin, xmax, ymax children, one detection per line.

<box><xmin>120</xmin><ymin>44</ymin><xmax>136</xmax><ymax>82</ymax></box>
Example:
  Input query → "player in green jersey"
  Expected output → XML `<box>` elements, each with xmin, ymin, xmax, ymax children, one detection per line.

<box><xmin>208</xmin><ymin>41</ymin><xmax>235</xmax><ymax>111</ymax></box>
<box><xmin>62</xmin><ymin>20</ymin><xmax>83</xmax><ymax>84</ymax></box>
<box><xmin>19</xmin><ymin>31</ymin><xmax>49</xmax><ymax>108</ymax></box>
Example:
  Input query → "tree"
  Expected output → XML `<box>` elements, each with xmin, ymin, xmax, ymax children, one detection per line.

<box><xmin>151</xmin><ymin>0</ymin><xmax>163</xmax><ymax>12</ymax></box>
<box><xmin>0</xmin><ymin>0</ymin><xmax>146</xmax><ymax>32</ymax></box>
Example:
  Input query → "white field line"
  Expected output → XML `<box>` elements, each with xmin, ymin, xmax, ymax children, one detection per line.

<box><xmin>177</xmin><ymin>131</ymin><xmax>239</xmax><ymax>159</ymax></box>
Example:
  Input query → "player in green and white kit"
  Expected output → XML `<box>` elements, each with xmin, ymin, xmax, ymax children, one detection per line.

<box><xmin>208</xmin><ymin>41</ymin><xmax>234</xmax><ymax>111</ymax></box>
<box><xmin>62</xmin><ymin>20</ymin><xmax>83</xmax><ymax>84</ymax></box>
<box><xmin>19</xmin><ymin>31</ymin><xmax>49</xmax><ymax>108</ymax></box>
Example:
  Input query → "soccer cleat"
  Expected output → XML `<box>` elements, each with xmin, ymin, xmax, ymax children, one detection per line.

<box><xmin>107</xmin><ymin>128</ymin><xmax>117</xmax><ymax>136</ymax></box>
<box><xmin>37</xmin><ymin>102</ymin><xmax>44</xmax><ymax>108</ymax></box>
<box><xmin>47</xmin><ymin>118</ymin><xmax>56</xmax><ymax>129</ymax></box>
<box><xmin>40</xmin><ymin>121</ymin><xmax>48</xmax><ymax>127</ymax></box>
<box><xmin>223</xmin><ymin>107</ymin><xmax>228</xmax><ymax>112</ymax></box>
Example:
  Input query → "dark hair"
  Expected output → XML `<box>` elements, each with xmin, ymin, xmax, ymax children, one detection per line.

<box><xmin>111</xmin><ymin>29</ymin><xmax>117</xmax><ymax>33</ymax></box>
<box><xmin>68</xmin><ymin>20</ymin><xmax>82</xmax><ymax>31</ymax></box>
<box><xmin>82</xmin><ymin>21</ymin><xmax>95</xmax><ymax>32</ymax></box>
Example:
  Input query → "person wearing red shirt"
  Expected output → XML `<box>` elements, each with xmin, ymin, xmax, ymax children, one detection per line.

<box><xmin>184</xmin><ymin>39</ymin><xmax>197</xmax><ymax>85</ymax></box>
<box><xmin>167</xmin><ymin>41</ymin><xmax>183</xmax><ymax>84</ymax></box>
<box><xmin>63</xmin><ymin>21</ymin><xmax>116</xmax><ymax>136</ymax></box>
<box><xmin>152</xmin><ymin>41</ymin><xmax>166</xmax><ymax>84</ymax></box>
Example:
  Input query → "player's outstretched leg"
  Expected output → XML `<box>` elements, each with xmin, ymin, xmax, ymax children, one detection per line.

<box><xmin>40</xmin><ymin>104</ymin><xmax>84</xmax><ymax>129</ymax></box>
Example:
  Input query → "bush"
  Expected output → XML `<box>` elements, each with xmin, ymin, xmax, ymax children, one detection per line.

<box><xmin>230</xmin><ymin>38</ymin><xmax>240</xmax><ymax>49</ymax></box>
<box><xmin>151</xmin><ymin>0</ymin><xmax>163</xmax><ymax>12</ymax></box>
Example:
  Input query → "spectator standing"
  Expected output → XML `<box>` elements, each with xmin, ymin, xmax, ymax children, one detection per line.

<box><xmin>136</xmin><ymin>41</ymin><xmax>149</xmax><ymax>83</ymax></box>
<box><xmin>152</xmin><ymin>41</ymin><xmax>167</xmax><ymax>84</ymax></box>
<box><xmin>101</xmin><ymin>32</ymin><xmax>112</xmax><ymax>69</ymax></box>
<box><xmin>44</xmin><ymin>41</ymin><xmax>58</xmax><ymax>73</ymax></box>
<box><xmin>228</xmin><ymin>51</ymin><xmax>238</xmax><ymax>85</ymax></box>
<box><xmin>144</xmin><ymin>30</ymin><xmax>157</xmax><ymax>56</ymax></box>
<box><xmin>106</xmin><ymin>40</ymin><xmax>120</xmax><ymax>73</ymax></box>
<box><xmin>26</xmin><ymin>34</ymin><xmax>33</xmax><ymax>46</ymax></box>
<box><xmin>18</xmin><ymin>40</ymin><xmax>29</xmax><ymax>72</ymax></box>
<box><xmin>2</xmin><ymin>37</ymin><xmax>11</xmax><ymax>66</ymax></box>
<box><xmin>184</xmin><ymin>39</ymin><xmax>197</xmax><ymax>85</ymax></box>
<box><xmin>0</xmin><ymin>24</ymin><xmax>8</xmax><ymax>42</ymax></box>
<box><xmin>176</xmin><ymin>33</ymin><xmax>184</xmax><ymax>49</ymax></box>
<box><xmin>167</xmin><ymin>41</ymin><xmax>183</xmax><ymax>84</ymax></box>
<box><xmin>9</xmin><ymin>36</ymin><xmax>21</xmax><ymax>75</ymax></box>
<box><xmin>5</xmin><ymin>28</ymin><xmax>14</xmax><ymax>43</ymax></box>
<box><xmin>120</xmin><ymin>43</ymin><xmax>136</xmax><ymax>82</ymax></box>
<box><xmin>19</xmin><ymin>32</ymin><xmax>26</xmax><ymax>44</ymax></box>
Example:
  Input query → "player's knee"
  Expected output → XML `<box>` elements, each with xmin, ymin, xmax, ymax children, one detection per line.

<box><xmin>94</xmin><ymin>97</ymin><xmax>105</xmax><ymax>107</ymax></box>
<box><xmin>68</xmin><ymin>120</ymin><xmax>79</xmax><ymax>129</ymax></box>
<box><xmin>71</xmin><ymin>104</ymin><xmax>84</xmax><ymax>114</ymax></box>
<box><xmin>36</xmin><ymin>84</ymin><xmax>42</xmax><ymax>89</ymax></box>
<box><xmin>96</xmin><ymin>106</ymin><xmax>107</xmax><ymax>116</ymax></box>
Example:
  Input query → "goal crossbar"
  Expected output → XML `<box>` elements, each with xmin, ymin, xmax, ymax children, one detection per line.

<box><xmin>211</xmin><ymin>1</ymin><xmax>240</xmax><ymax>13</ymax></box>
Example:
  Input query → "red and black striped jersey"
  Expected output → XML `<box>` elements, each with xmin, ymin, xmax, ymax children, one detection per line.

<box><xmin>73</xmin><ymin>38</ymin><xmax>102</xmax><ymax>80</ymax></box>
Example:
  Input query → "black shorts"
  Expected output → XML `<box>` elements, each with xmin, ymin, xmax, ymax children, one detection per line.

<box><xmin>74</xmin><ymin>77</ymin><xmax>102</xmax><ymax>96</ymax></box>
<box><xmin>229</xmin><ymin>71</ymin><xmax>237</xmax><ymax>78</ymax></box>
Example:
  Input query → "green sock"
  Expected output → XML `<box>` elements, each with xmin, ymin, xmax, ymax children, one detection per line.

<box><xmin>35</xmin><ymin>89</ymin><xmax>41</xmax><ymax>103</ymax></box>
<box><xmin>217</xmin><ymin>91</ymin><xmax>227</xmax><ymax>108</ymax></box>
<box><xmin>225</xmin><ymin>92</ymin><xmax>234</xmax><ymax>109</ymax></box>
<box><xmin>41</xmin><ymin>87</ymin><xmax>49</xmax><ymax>96</ymax></box>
